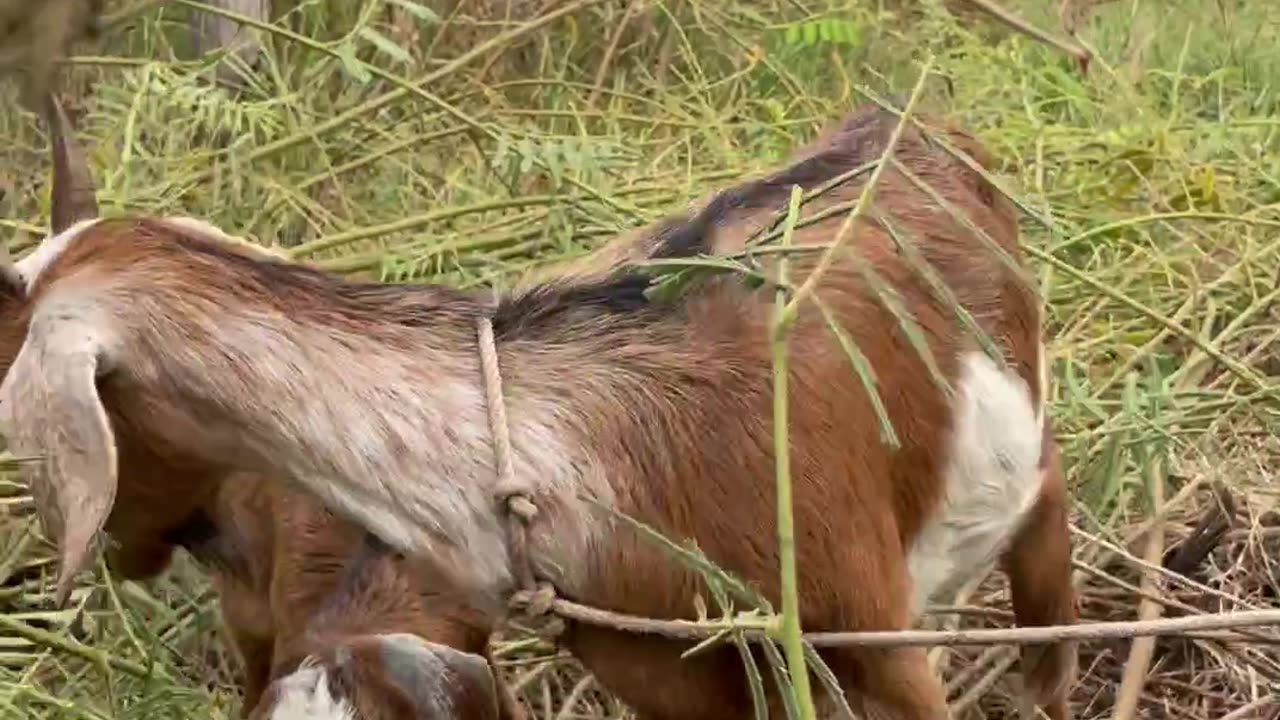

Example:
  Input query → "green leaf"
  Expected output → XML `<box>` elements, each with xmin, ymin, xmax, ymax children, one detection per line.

<box><xmin>544</xmin><ymin>139</ymin><xmax>564</xmax><ymax>185</ymax></box>
<box><xmin>334</xmin><ymin>41</ymin><xmax>371</xmax><ymax>84</ymax></box>
<box><xmin>760</xmin><ymin>641</ymin><xmax>802</xmax><ymax>720</ymax></box>
<box><xmin>357</xmin><ymin>27</ymin><xmax>414</xmax><ymax>66</ymax></box>
<box><xmin>734</xmin><ymin>6</ymin><xmax>771</xmax><ymax>26</ymax></box>
<box><xmin>493</xmin><ymin>134</ymin><xmax>511</xmax><ymax>166</ymax></box>
<box><xmin>835</xmin><ymin>19</ymin><xmax>862</xmax><ymax>47</ymax></box>
<box><xmin>561</xmin><ymin>138</ymin><xmax>582</xmax><ymax>176</ymax></box>
<box><xmin>803</xmin><ymin>643</ymin><xmax>856</xmax><ymax>719</ymax></box>
<box><xmin>1091</xmin><ymin>419</ymin><xmax>1128</xmax><ymax>515</ymax></box>
<box><xmin>639</xmin><ymin>256</ymin><xmax>769</xmax><ymax>304</ymax></box>
<box><xmin>802</xmin><ymin>22</ymin><xmax>818</xmax><ymax>46</ymax></box>
<box><xmin>644</xmin><ymin>268</ymin><xmax>699</xmax><ymax>304</ymax></box>
<box><xmin>817</xmin><ymin>20</ymin><xmax>832</xmax><ymax>43</ymax></box>
<box><xmin>517</xmin><ymin>138</ymin><xmax>535</xmax><ymax>175</ymax></box>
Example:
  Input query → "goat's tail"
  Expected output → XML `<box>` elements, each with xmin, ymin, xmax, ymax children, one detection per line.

<box><xmin>1003</xmin><ymin>416</ymin><xmax>1077</xmax><ymax>720</ymax></box>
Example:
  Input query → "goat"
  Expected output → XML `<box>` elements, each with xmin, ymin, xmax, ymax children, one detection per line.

<box><xmin>189</xmin><ymin>477</ymin><xmax>519</xmax><ymax>720</ymax></box>
<box><xmin>0</xmin><ymin>97</ymin><xmax>521</xmax><ymax>720</ymax></box>
<box><xmin>0</xmin><ymin>101</ymin><xmax>1077</xmax><ymax>719</ymax></box>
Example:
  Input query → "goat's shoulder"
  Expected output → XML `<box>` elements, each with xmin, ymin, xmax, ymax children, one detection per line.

<box><xmin>19</xmin><ymin>216</ymin><xmax>282</xmax><ymax>293</ymax></box>
<box><xmin>25</xmin><ymin>217</ymin><xmax>485</xmax><ymax>343</ymax></box>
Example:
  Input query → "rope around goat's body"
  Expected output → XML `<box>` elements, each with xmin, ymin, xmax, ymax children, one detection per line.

<box><xmin>475</xmin><ymin>312</ymin><xmax>562</xmax><ymax>638</ymax></box>
<box><xmin>472</xmin><ymin>308</ymin><xmax>1280</xmax><ymax>651</ymax></box>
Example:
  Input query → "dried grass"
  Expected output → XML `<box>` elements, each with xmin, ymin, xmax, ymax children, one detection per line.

<box><xmin>2</xmin><ymin>0</ymin><xmax>1279</xmax><ymax>717</ymax></box>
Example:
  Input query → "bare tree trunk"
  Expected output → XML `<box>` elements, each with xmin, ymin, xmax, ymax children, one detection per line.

<box><xmin>0</xmin><ymin>0</ymin><xmax>103</xmax><ymax>109</ymax></box>
<box><xmin>191</xmin><ymin>0</ymin><xmax>268</xmax><ymax>90</ymax></box>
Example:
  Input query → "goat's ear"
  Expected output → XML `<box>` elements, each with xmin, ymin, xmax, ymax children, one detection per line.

<box><xmin>370</xmin><ymin>634</ymin><xmax>502</xmax><ymax>720</ymax></box>
<box><xmin>44</xmin><ymin>92</ymin><xmax>98</xmax><ymax>235</ymax></box>
<box><xmin>0</xmin><ymin>313</ymin><xmax>117</xmax><ymax>607</ymax></box>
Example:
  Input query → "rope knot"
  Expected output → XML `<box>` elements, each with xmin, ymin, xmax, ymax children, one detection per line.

<box><xmin>508</xmin><ymin>581</ymin><xmax>565</xmax><ymax>640</ymax></box>
<box><xmin>505</xmin><ymin>493</ymin><xmax>538</xmax><ymax>523</ymax></box>
<box><xmin>509</xmin><ymin>581</ymin><xmax>558</xmax><ymax>617</ymax></box>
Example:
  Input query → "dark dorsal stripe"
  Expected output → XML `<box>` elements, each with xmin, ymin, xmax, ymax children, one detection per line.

<box><xmin>494</xmin><ymin>107</ymin><xmax>904</xmax><ymax>340</ymax></box>
<box><xmin>143</xmin><ymin>106</ymin><xmax>905</xmax><ymax>346</ymax></box>
<box><xmin>652</xmin><ymin>104</ymin><xmax>900</xmax><ymax>259</ymax></box>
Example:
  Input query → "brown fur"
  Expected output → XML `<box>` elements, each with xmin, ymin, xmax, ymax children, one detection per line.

<box><xmin>194</xmin><ymin>478</ymin><xmax>523</xmax><ymax>719</ymax></box>
<box><xmin>529</xmin><ymin>110</ymin><xmax>1072</xmax><ymax>720</ymax></box>
<box><xmin>2</xmin><ymin>105</ymin><xmax>1076</xmax><ymax>719</ymax></box>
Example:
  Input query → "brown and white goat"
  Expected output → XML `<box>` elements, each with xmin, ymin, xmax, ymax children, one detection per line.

<box><xmin>191</xmin><ymin>477</ymin><xmax>517</xmax><ymax>720</ymax></box>
<box><xmin>0</xmin><ymin>97</ymin><xmax>520</xmax><ymax>720</ymax></box>
<box><xmin>1</xmin><ymin>103</ymin><xmax>1077</xmax><ymax>719</ymax></box>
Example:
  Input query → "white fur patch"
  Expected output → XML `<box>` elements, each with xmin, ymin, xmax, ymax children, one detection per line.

<box><xmin>157</xmin><ymin>216</ymin><xmax>290</xmax><ymax>260</ymax></box>
<box><xmin>267</xmin><ymin>662</ymin><xmax>355</xmax><ymax>720</ymax></box>
<box><xmin>15</xmin><ymin>218</ymin><xmax>100</xmax><ymax>292</ymax></box>
<box><xmin>907</xmin><ymin>350</ymin><xmax>1045</xmax><ymax>615</ymax></box>
<box><xmin>156</xmin><ymin>216</ymin><xmax>239</xmax><ymax>242</ymax></box>
<box><xmin>13</xmin><ymin>216</ymin><xmax>283</xmax><ymax>295</ymax></box>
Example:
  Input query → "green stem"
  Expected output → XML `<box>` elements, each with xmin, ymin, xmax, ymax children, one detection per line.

<box><xmin>0</xmin><ymin>614</ymin><xmax>152</xmax><ymax>679</ymax></box>
<box><xmin>779</xmin><ymin>58</ymin><xmax>933</xmax><ymax>325</ymax></box>
<box><xmin>771</xmin><ymin>185</ymin><xmax>817</xmax><ymax>720</ymax></box>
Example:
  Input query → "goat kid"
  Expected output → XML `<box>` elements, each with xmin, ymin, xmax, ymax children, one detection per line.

<box><xmin>1</xmin><ymin>102</ymin><xmax>1077</xmax><ymax>719</ymax></box>
<box><xmin>192</xmin><ymin>478</ymin><xmax>519</xmax><ymax>720</ymax></box>
<box><xmin>0</xmin><ymin>95</ymin><xmax>519</xmax><ymax>720</ymax></box>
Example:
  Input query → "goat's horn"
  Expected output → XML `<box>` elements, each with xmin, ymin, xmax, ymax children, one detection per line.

<box><xmin>45</xmin><ymin>92</ymin><xmax>98</xmax><ymax>235</ymax></box>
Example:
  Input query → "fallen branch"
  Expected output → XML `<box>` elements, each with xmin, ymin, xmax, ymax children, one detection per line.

<box><xmin>1111</xmin><ymin>437</ymin><xmax>1167</xmax><ymax>720</ymax></box>
<box><xmin>958</xmin><ymin>0</ymin><xmax>1092</xmax><ymax>73</ymax></box>
<box><xmin>546</xmin><ymin>599</ymin><xmax>1280</xmax><ymax>648</ymax></box>
<box><xmin>1164</xmin><ymin>482</ymin><xmax>1235</xmax><ymax>576</ymax></box>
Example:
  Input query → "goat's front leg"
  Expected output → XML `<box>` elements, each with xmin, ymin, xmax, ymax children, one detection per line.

<box><xmin>826</xmin><ymin>646</ymin><xmax>950</xmax><ymax>720</ymax></box>
<box><xmin>227</xmin><ymin>626</ymin><xmax>274</xmax><ymax>717</ymax></box>
<box><xmin>821</xmin><ymin>537</ymin><xmax>951</xmax><ymax>720</ymax></box>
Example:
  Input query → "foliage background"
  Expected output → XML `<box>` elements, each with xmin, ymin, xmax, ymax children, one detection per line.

<box><xmin>1</xmin><ymin>0</ymin><xmax>1278</xmax><ymax>717</ymax></box>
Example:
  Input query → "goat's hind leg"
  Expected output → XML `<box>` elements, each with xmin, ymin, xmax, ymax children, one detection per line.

<box><xmin>1002</xmin><ymin>438</ymin><xmax>1077</xmax><ymax>720</ymax></box>
<box><xmin>813</xmin><ymin>513</ymin><xmax>952</xmax><ymax>719</ymax></box>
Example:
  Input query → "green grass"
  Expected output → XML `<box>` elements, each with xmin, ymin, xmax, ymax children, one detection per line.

<box><xmin>2</xmin><ymin>0</ymin><xmax>1280</xmax><ymax>717</ymax></box>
